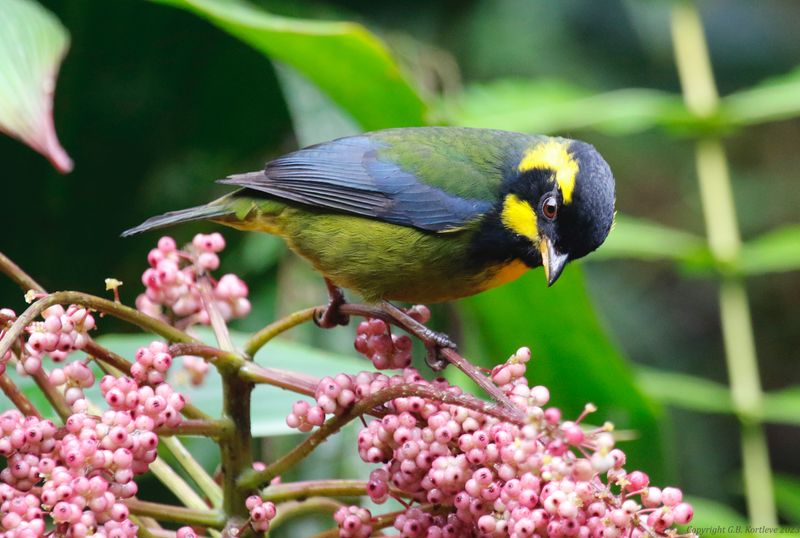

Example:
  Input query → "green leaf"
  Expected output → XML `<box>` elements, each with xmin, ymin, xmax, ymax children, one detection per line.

<box><xmin>681</xmin><ymin>496</ymin><xmax>754</xmax><ymax>538</ymax></box>
<box><xmin>443</xmin><ymin>79</ymin><xmax>689</xmax><ymax>135</ymax></box>
<box><xmin>762</xmin><ymin>385</ymin><xmax>800</xmax><ymax>427</ymax></box>
<box><xmin>591</xmin><ymin>215</ymin><xmax>709</xmax><ymax>264</ymax></box>
<box><xmin>774</xmin><ymin>474</ymin><xmax>800</xmax><ymax>524</ymax></box>
<box><xmin>637</xmin><ymin>366</ymin><xmax>800</xmax><ymax>426</ymax></box>
<box><xmin>0</xmin><ymin>0</ymin><xmax>72</xmax><ymax>172</ymax></box>
<box><xmin>96</xmin><ymin>329</ymin><xmax>367</xmax><ymax>437</ymax></box>
<box><xmin>461</xmin><ymin>267</ymin><xmax>666</xmax><ymax>479</ymax></box>
<box><xmin>722</xmin><ymin>65</ymin><xmax>800</xmax><ymax>127</ymax></box>
<box><xmin>152</xmin><ymin>0</ymin><xmax>427</xmax><ymax>130</ymax></box>
<box><xmin>738</xmin><ymin>224</ymin><xmax>800</xmax><ymax>275</ymax></box>
<box><xmin>636</xmin><ymin>366</ymin><xmax>734</xmax><ymax>415</ymax></box>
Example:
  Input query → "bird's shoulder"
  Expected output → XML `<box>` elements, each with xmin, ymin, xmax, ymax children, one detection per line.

<box><xmin>222</xmin><ymin>127</ymin><xmax>541</xmax><ymax>232</ymax></box>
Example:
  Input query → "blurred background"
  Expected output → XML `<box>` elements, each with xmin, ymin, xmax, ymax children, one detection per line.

<box><xmin>1</xmin><ymin>0</ymin><xmax>799</xmax><ymax>535</ymax></box>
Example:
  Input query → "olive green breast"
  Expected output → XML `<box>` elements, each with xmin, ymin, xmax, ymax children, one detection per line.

<box><xmin>221</xmin><ymin>197</ymin><xmax>530</xmax><ymax>304</ymax></box>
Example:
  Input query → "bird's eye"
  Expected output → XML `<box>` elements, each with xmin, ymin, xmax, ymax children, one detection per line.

<box><xmin>542</xmin><ymin>196</ymin><xmax>558</xmax><ymax>220</ymax></box>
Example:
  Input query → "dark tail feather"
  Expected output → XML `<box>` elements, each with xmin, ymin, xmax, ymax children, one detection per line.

<box><xmin>121</xmin><ymin>204</ymin><xmax>231</xmax><ymax>237</ymax></box>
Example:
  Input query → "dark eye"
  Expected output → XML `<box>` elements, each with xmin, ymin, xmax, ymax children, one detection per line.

<box><xmin>542</xmin><ymin>196</ymin><xmax>558</xmax><ymax>220</ymax></box>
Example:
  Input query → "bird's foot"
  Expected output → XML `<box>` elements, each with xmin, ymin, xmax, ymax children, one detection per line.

<box><xmin>314</xmin><ymin>280</ymin><xmax>350</xmax><ymax>329</ymax></box>
<box><xmin>379</xmin><ymin>301</ymin><xmax>456</xmax><ymax>371</ymax></box>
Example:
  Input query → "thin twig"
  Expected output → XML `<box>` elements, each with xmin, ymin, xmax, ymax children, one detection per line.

<box><xmin>0</xmin><ymin>373</ymin><xmax>42</xmax><ymax>417</ymax></box>
<box><xmin>243</xmin><ymin>306</ymin><xmax>316</xmax><ymax>357</ymax></box>
<box><xmin>0</xmin><ymin>251</ymin><xmax>46</xmax><ymax>294</ymax></box>
<box><xmin>261</xmin><ymin>480</ymin><xmax>405</xmax><ymax>504</ymax></box>
<box><xmin>124</xmin><ymin>498</ymin><xmax>225</xmax><ymax>528</ymax></box>
<box><xmin>269</xmin><ymin>497</ymin><xmax>344</xmax><ymax>531</ymax></box>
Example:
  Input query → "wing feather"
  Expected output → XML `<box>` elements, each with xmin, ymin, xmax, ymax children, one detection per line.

<box><xmin>220</xmin><ymin>131</ymin><xmax>499</xmax><ymax>231</ymax></box>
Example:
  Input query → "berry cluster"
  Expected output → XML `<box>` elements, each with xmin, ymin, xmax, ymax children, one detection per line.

<box><xmin>286</xmin><ymin>369</ymin><xmax>427</xmax><ymax>433</ymax></box>
<box><xmin>0</xmin><ymin>410</ymin><xmax>144</xmax><ymax>537</ymax></box>
<box><xmin>136</xmin><ymin>234</ymin><xmax>251</xmax><ymax>328</ymax></box>
<box><xmin>245</xmin><ymin>495</ymin><xmax>277</xmax><ymax>533</ymax></box>
<box><xmin>334</xmin><ymin>505</ymin><xmax>373</xmax><ymax>538</ymax></box>
<box><xmin>0</xmin><ymin>325</ymin><xmax>187</xmax><ymax>537</ymax></box>
<box><xmin>17</xmin><ymin>305</ymin><xmax>95</xmax><ymax>376</ymax></box>
<box><xmin>322</xmin><ymin>348</ymin><xmax>693</xmax><ymax>538</ymax></box>
<box><xmin>354</xmin><ymin>306</ymin><xmax>429</xmax><ymax>370</ymax></box>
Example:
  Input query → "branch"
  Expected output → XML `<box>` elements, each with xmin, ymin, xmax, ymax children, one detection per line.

<box><xmin>0</xmin><ymin>373</ymin><xmax>42</xmax><ymax>418</ymax></box>
<box><xmin>269</xmin><ymin>498</ymin><xmax>344</xmax><ymax>532</ymax></box>
<box><xmin>261</xmin><ymin>480</ymin><xmax>405</xmax><ymax>504</ymax></box>
<box><xmin>155</xmin><ymin>419</ymin><xmax>228</xmax><ymax>438</ymax></box>
<box><xmin>243</xmin><ymin>307</ymin><xmax>317</xmax><ymax>357</ymax></box>
<box><xmin>123</xmin><ymin>499</ymin><xmax>225</xmax><ymax>529</ymax></box>
<box><xmin>237</xmin><ymin>362</ymin><xmax>317</xmax><ymax>396</ymax></box>
<box><xmin>0</xmin><ymin>251</ymin><xmax>46</xmax><ymax>293</ymax></box>
<box><xmin>333</xmin><ymin>302</ymin><xmax>525</xmax><ymax>423</ymax></box>
<box><xmin>0</xmin><ymin>292</ymin><xmax>199</xmax><ymax>365</ymax></box>
<box><xmin>239</xmin><ymin>382</ymin><xmax>523</xmax><ymax>490</ymax></box>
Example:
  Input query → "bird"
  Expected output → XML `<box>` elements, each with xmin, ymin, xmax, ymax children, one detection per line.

<box><xmin>123</xmin><ymin>127</ymin><xmax>615</xmax><ymax>355</ymax></box>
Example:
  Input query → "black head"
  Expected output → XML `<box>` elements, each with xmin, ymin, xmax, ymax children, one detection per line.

<box><xmin>498</xmin><ymin>138</ymin><xmax>616</xmax><ymax>285</ymax></box>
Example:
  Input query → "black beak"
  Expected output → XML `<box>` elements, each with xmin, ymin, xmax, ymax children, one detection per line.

<box><xmin>539</xmin><ymin>238</ymin><xmax>569</xmax><ymax>287</ymax></box>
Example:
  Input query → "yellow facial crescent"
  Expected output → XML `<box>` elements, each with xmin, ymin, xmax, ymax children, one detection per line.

<box><xmin>518</xmin><ymin>140</ymin><xmax>579</xmax><ymax>204</ymax></box>
<box><xmin>501</xmin><ymin>194</ymin><xmax>538</xmax><ymax>241</ymax></box>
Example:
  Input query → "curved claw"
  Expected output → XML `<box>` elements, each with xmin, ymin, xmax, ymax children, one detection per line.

<box><xmin>314</xmin><ymin>306</ymin><xmax>350</xmax><ymax>329</ymax></box>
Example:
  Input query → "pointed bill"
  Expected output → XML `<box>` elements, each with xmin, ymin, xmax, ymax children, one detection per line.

<box><xmin>539</xmin><ymin>238</ymin><xmax>569</xmax><ymax>287</ymax></box>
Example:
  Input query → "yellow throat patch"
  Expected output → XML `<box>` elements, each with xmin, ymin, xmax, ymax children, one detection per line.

<box><xmin>518</xmin><ymin>140</ymin><xmax>580</xmax><ymax>204</ymax></box>
<box><xmin>501</xmin><ymin>194</ymin><xmax>538</xmax><ymax>241</ymax></box>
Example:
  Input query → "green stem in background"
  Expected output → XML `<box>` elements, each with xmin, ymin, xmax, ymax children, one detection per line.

<box><xmin>244</xmin><ymin>306</ymin><xmax>317</xmax><ymax>357</ymax></box>
<box><xmin>671</xmin><ymin>1</ymin><xmax>776</xmax><ymax>525</ymax></box>
<box><xmin>159</xmin><ymin>435</ymin><xmax>225</xmax><ymax>508</ymax></box>
<box><xmin>149</xmin><ymin>456</ymin><xmax>210</xmax><ymax>511</ymax></box>
<box><xmin>124</xmin><ymin>499</ymin><xmax>226</xmax><ymax>529</ymax></box>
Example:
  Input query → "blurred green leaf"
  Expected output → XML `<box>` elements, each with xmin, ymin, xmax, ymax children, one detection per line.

<box><xmin>722</xmin><ymin>65</ymin><xmax>800</xmax><ymax>127</ymax></box>
<box><xmin>762</xmin><ymin>385</ymin><xmax>800</xmax><ymax>427</ymax></box>
<box><xmin>774</xmin><ymin>474</ymin><xmax>800</xmax><ymax>524</ymax></box>
<box><xmin>461</xmin><ymin>268</ymin><xmax>665</xmax><ymax>478</ymax></box>
<box><xmin>0</xmin><ymin>0</ymin><xmax>72</xmax><ymax>172</ymax></box>
<box><xmin>274</xmin><ymin>64</ymin><xmax>361</xmax><ymax>147</ymax></box>
<box><xmin>681</xmin><ymin>496</ymin><xmax>753</xmax><ymax>538</ymax></box>
<box><xmin>592</xmin><ymin>215</ymin><xmax>709</xmax><ymax>264</ymax></box>
<box><xmin>444</xmin><ymin>79</ymin><xmax>689</xmax><ymax>135</ymax></box>
<box><xmin>738</xmin><ymin>224</ymin><xmax>800</xmax><ymax>275</ymax></box>
<box><xmin>637</xmin><ymin>367</ymin><xmax>800</xmax><ymax>426</ymax></box>
<box><xmin>97</xmin><ymin>329</ymin><xmax>367</xmax><ymax>437</ymax></box>
<box><xmin>153</xmin><ymin>0</ymin><xmax>427</xmax><ymax>130</ymax></box>
<box><xmin>636</xmin><ymin>366</ymin><xmax>733</xmax><ymax>414</ymax></box>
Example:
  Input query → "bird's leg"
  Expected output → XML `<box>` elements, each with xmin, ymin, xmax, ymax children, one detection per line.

<box><xmin>314</xmin><ymin>279</ymin><xmax>351</xmax><ymax>329</ymax></box>
<box><xmin>379</xmin><ymin>301</ymin><xmax>455</xmax><ymax>371</ymax></box>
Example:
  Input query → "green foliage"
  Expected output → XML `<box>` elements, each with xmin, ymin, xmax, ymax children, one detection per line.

<box><xmin>152</xmin><ymin>0</ymin><xmax>427</xmax><ymax>130</ymax></box>
<box><xmin>773</xmin><ymin>474</ymin><xmax>800</xmax><ymax>524</ymax></box>
<box><xmin>739</xmin><ymin>225</ymin><xmax>800</xmax><ymax>276</ymax></box>
<box><xmin>681</xmin><ymin>496</ymin><xmax>754</xmax><ymax>538</ymax></box>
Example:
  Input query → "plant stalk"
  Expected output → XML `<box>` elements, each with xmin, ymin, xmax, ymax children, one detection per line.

<box><xmin>671</xmin><ymin>1</ymin><xmax>775</xmax><ymax>525</ymax></box>
<box><xmin>124</xmin><ymin>499</ymin><xmax>225</xmax><ymax>528</ymax></box>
